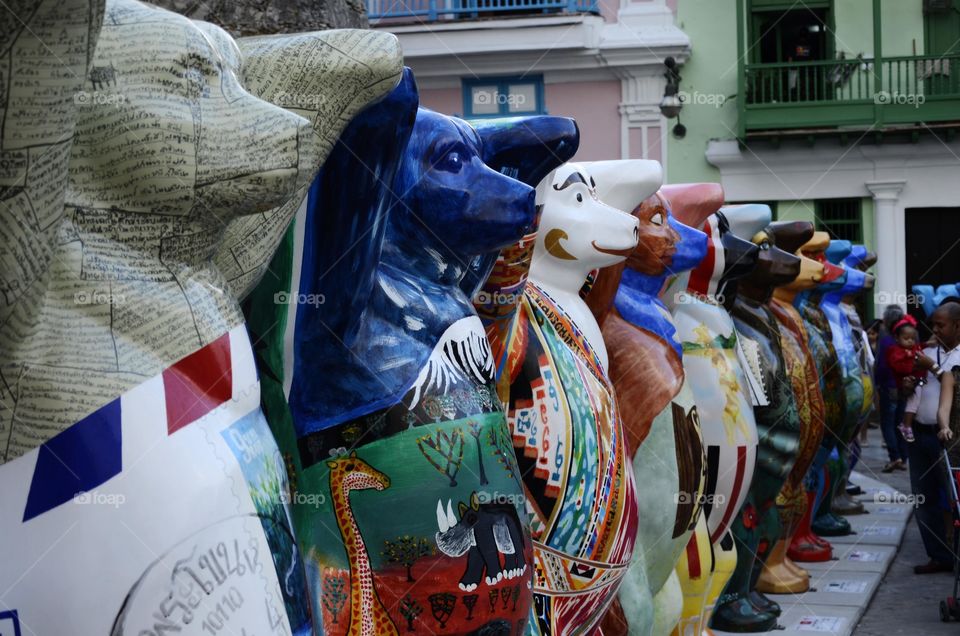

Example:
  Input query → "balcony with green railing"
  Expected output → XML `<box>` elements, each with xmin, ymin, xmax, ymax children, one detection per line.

<box><xmin>740</xmin><ymin>53</ymin><xmax>960</xmax><ymax>136</ymax></box>
<box><xmin>367</xmin><ymin>0</ymin><xmax>598</xmax><ymax>24</ymax></box>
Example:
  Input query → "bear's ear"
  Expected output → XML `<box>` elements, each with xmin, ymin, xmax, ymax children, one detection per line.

<box><xmin>768</xmin><ymin>221</ymin><xmax>814</xmax><ymax>255</ymax></box>
<box><xmin>472</xmin><ymin>116</ymin><xmax>580</xmax><ymax>187</ymax></box>
<box><xmin>458</xmin><ymin>502</ymin><xmax>468</xmax><ymax>517</ymax></box>
<box><xmin>824</xmin><ymin>239</ymin><xmax>852</xmax><ymax>264</ymax></box>
<box><xmin>660</xmin><ymin>183</ymin><xmax>725</xmax><ymax>230</ymax></box>
<box><xmin>719</xmin><ymin>204</ymin><xmax>774</xmax><ymax>242</ymax></box>
<box><xmin>579</xmin><ymin>160</ymin><xmax>662</xmax><ymax>214</ymax></box>
<box><xmin>470</xmin><ymin>492</ymin><xmax>480</xmax><ymax>510</ymax></box>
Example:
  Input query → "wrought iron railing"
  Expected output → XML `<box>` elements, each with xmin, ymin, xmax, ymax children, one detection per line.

<box><xmin>367</xmin><ymin>0</ymin><xmax>598</xmax><ymax>23</ymax></box>
<box><xmin>740</xmin><ymin>53</ymin><xmax>960</xmax><ymax>133</ymax></box>
<box><xmin>744</xmin><ymin>54</ymin><xmax>960</xmax><ymax>105</ymax></box>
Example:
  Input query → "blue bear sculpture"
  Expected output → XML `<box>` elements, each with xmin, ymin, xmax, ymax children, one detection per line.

<box><xmin>245</xmin><ymin>69</ymin><xmax>579</xmax><ymax>635</ymax></box>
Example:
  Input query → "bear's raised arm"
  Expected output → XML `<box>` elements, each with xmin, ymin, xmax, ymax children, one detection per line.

<box><xmin>297</xmin><ymin>69</ymin><xmax>419</xmax><ymax>345</ymax></box>
<box><xmin>214</xmin><ymin>30</ymin><xmax>403</xmax><ymax>300</ymax></box>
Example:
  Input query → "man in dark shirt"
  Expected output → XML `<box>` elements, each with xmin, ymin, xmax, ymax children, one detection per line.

<box><xmin>876</xmin><ymin>305</ymin><xmax>909</xmax><ymax>471</ymax></box>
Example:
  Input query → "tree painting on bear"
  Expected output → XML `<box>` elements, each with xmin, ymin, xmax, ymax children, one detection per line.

<box><xmin>382</xmin><ymin>536</ymin><xmax>434</xmax><ymax>582</ymax></box>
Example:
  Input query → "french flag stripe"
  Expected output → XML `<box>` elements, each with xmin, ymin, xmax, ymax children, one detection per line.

<box><xmin>22</xmin><ymin>330</ymin><xmax>237</xmax><ymax>523</ymax></box>
<box><xmin>22</xmin><ymin>399</ymin><xmax>122</xmax><ymax>522</ymax></box>
<box><xmin>163</xmin><ymin>332</ymin><xmax>233</xmax><ymax>435</ymax></box>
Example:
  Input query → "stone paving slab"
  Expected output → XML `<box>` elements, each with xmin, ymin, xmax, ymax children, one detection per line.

<box><xmin>827</xmin><ymin>517</ymin><xmax>907</xmax><ymax>547</ymax></box>
<box><xmin>713</xmin><ymin>604</ymin><xmax>862</xmax><ymax>636</ymax></box>
<box><xmin>710</xmin><ymin>470</ymin><xmax>911</xmax><ymax>636</ymax></box>
<box><xmin>777</xmin><ymin>604</ymin><xmax>862</xmax><ymax>635</ymax></box>
<box><xmin>779</xmin><ymin>569</ymin><xmax>883</xmax><ymax>607</ymax></box>
<box><xmin>801</xmin><ymin>543</ymin><xmax>898</xmax><ymax>573</ymax></box>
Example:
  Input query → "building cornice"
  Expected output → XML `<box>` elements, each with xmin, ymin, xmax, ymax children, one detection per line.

<box><xmin>373</xmin><ymin>11</ymin><xmax>689</xmax><ymax>85</ymax></box>
<box><xmin>705</xmin><ymin>138</ymin><xmax>959</xmax><ymax>203</ymax></box>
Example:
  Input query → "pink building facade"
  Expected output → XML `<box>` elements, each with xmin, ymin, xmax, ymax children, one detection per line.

<box><xmin>372</xmin><ymin>0</ymin><xmax>688</xmax><ymax>164</ymax></box>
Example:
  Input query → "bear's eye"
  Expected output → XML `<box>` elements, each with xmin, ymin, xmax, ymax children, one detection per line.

<box><xmin>651</xmin><ymin>212</ymin><xmax>664</xmax><ymax>226</ymax></box>
<box><xmin>436</xmin><ymin>151</ymin><xmax>463</xmax><ymax>173</ymax></box>
<box><xmin>576</xmin><ymin>193</ymin><xmax>583</xmax><ymax>203</ymax></box>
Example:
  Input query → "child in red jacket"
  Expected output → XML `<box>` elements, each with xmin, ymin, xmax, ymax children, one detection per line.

<box><xmin>886</xmin><ymin>316</ymin><xmax>926</xmax><ymax>441</ymax></box>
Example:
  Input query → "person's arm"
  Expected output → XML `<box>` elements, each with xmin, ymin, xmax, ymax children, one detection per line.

<box><xmin>938</xmin><ymin>371</ymin><xmax>955</xmax><ymax>442</ymax></box>
<box><xmin>916</xmin><ymin>351</ymin><xmax>937</xmax><ymax>372</ymax></box>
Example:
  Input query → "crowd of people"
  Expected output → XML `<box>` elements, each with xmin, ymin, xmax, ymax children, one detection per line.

<box><xmin>868</xmin><ymin>300</ymin><xmax>960</xmax><ymax>574</ymax></box>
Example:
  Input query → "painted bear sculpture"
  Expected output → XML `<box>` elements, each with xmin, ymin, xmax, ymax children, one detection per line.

<box><xmin>914</xmin><ymin>283</ymin><xmax>960</xmax><ymax>317</ymax></box>
<box><xmin>793</xmin><ymin>240</ymin><xmax>852</xmax><ymax>540</ymax></box>
<box><xmin>661</xmin><ymin>197</ymin><xmax>763</xmax><ymax>636</ymax></box>
<box><xmin>475</xmin><ymin>160</ymin><xmax>659</xmax><ymax>636</ymax></box>
<box><xmin>818</xmin><ymin>243</ymin><xmax>873</xmax><ymax>519</ymax></box>
<box><xmin>755</xmin><ymin>221</ymin><xmax>826</xmax><ymax>595</ymax></box>
<box><xmin>244</xmin><ymin>85</ymin><xmax>580</xmax><ymax>635</ymax></box>
<box><xmin>0</xmin><ymin>1</ymin><xmax>402</xmax><ymax>633</ymax></box>
<box><xmin>833</xmin><ymin>245</ymin><xmax>877</xmax><ymax>514</ymax></box>
<box><xmin>802</xmin><ymin>241</ymin><xmax>858</xmax><ymax>538</ymax></box>
<box><xmin>713</xmin><ymin>205</ymin><xmax>803</xmax><ymax>634</ymax></box>
<box><xmin>583</xmin><ymin>182</ymin><xmax>710</xmax><ymax>636</ymax></box>
<box><xmin>435</xmin><ymin>492</ymin><xmax>529</xmax><ymax>591</ymax></box>
<box><xmin>779</xmin><ymin>232</ymin><xmax>837</xmax><ymax>564</ymax></box>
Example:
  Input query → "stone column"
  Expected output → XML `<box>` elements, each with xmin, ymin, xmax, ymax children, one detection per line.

<box><xmin>866</xmin><ymin>180</ymin><xmax>906</xmax><ymax>315</ymax></box>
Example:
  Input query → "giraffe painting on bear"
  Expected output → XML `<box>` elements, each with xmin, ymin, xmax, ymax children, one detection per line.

<box><xmin>326</xmin><ymin>452</ymin><xmax>399</xmax><ymax>636</ymax></box>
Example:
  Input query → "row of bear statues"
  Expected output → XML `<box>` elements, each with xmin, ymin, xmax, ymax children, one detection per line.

<box><xmin>0</xmin><ymin>1</ymin><xmax>879</xmax><ymax>634</ymax></box>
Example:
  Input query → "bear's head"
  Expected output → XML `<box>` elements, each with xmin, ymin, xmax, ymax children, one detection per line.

<box><xmin>686</xmin><ymin>211</ymin><xmax>760</xmax><ymax>304</ymax></box>
<box><xmin>723</xmin><ymin>204</ymin><xmax>801</xmax><ymax>301</ymax></box>
<box><xmin>68</xmin><ymin>0</ymin><xmax>317</xmax><ymax>218</ymax></box>
<box><xmin>384</xmin><ymin>109</ymin><xmax>537</xmax><ymax>274</ymax></box>
<box><xmin>769</xmin><ymin>221</ymin><xmax>824</xmax><ymax>292</ymax></box>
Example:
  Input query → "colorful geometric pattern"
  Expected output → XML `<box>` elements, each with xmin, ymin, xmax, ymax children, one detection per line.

<box><xmin>506</xmin><ymin>282</ymin><xmax>638</xmax><ymax>636</ymax></box>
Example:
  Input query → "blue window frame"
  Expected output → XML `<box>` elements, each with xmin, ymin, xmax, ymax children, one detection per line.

<box><xmin>462</xmin><ymin>76</ymin><xmax>546</xmax><ymax>118</ymax></box>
